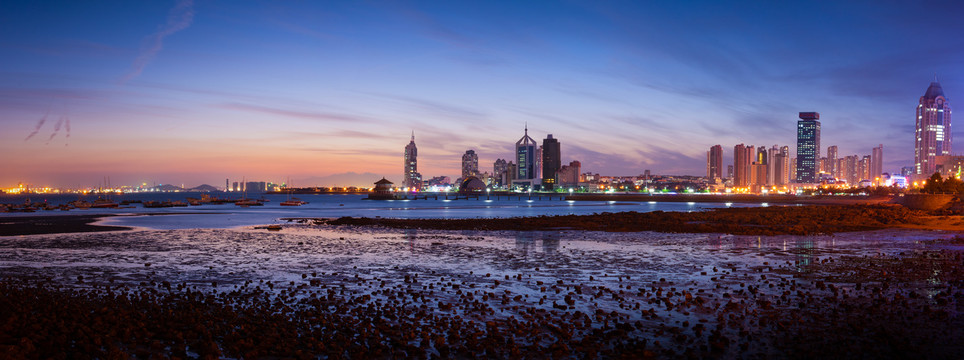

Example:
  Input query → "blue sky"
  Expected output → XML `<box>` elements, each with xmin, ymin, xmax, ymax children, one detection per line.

<box><xmin>2</xmin><ymin>0</ymin><xmax>963</xmax><ymax>187</ymax></box>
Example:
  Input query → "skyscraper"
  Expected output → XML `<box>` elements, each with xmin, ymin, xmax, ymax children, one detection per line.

<box><xmin>773</xmin><ymin>146</ymin><xmax>790</xmax><ymax>186</ymax></box>
<box><xmin>541</xmin><ymin>135</ymin><xmax>561</xmax><ymax>190</ymax></box>
<box><xmin>707</xmin><ymin>145</ymin><xmax>723</xmax><ymax>180</ymax></box>
<box><xmin>915</xmin><ymin>80</ymin><xmax>952</xmax><ymax>176</ymax></box>
<box><xmin>826</xmin><ymin>145</ymin><xmax>838</xmax><ymax>178</ymax></box>
<box><xmin>493</xmin><ymin>159</ymin><xmax>508</xmax><ymax>187</ymax></box>
<box><xmin>403</xmin><ymin>132</ymin><xmax>420</xmax><ymax>189</ymax></box>
<box><xmin>734</xmin><ymin>144</ymin><xmax>753</xmax><ymax>188</ymax></box>
<box><xmin>756</xmin><ymin>146</ymin><xmax>769</xmax><ymax>185</ymax></box>
<box><xmin>515</xmin><ymin>125</ymin><xmax>537</xmax><ymax>180</ymax></box>
<box><xmin>872</xmin><ymin>144</ymin><xmax>884</xmax><ymax>185</ymax></box>
<box><xmin>796</xmin><ymin>112</ymin><xmax>821</xmax><ymax>183</ymax></box>
<box><xmin>462</xmin><ymin>150</ymin><xmax>479</xmax><ymax>179</ymax></box>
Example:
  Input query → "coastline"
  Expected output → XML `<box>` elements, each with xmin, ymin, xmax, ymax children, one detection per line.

<box><xmin>565</xmin><ymin>193</ymin><xmax>894</xmax><ymax>205</ymax></box>
<box><xmin>319</xmin><ymin>204</ymin><xmax>955</xmax><ymax>235</ymax></box>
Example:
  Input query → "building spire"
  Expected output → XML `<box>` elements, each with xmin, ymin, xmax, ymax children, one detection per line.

<box><xmin>411</xmin><ymin>130</ymin><xmax>415</xmax><ymax>142</ymax></box>
<box><xmin>524</xmin><ymin>122</ymin><xmax>528</xmax><ymax>135</ymax></box>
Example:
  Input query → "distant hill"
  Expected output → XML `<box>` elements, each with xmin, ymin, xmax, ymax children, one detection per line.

<box><xmin>189</xmin><ymin>184</ymin><xmax>219</xmax><ymax>192</ymax></box>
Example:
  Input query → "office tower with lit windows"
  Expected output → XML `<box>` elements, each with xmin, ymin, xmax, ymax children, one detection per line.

<box><xmin>916</xmin><ymin>80</ymin><xmax>951</xmax><ymax>176</ymax></box>
<box><xmin>858</xmin><ymin>155</ymin><xmax>872</xmax><ymax>182</ymax></box>
<box><xmin>826</xmin><ymin>145</ymin><xmax>838</xmax><ymax>178</ymax></box>
<box><xmin>756</xmin><ymin>146</ymin><xmax>769</xmax><ymax>185</ymax></box>
<box><xmin>796</xmin><ymin>112</ymin><xmax>821</xmax><ymax>183</ymax></box>
<box><xmin>773</xmin><ymin>146</ymin><xmax>790</xmax><ymax>186</ymax></box>
<box><xmin>462</xmin><ymin>150</ymin><xmax>479</xmax><ymax>179</ymax></box>
<box><xmin>541</xmin><ymin>135</ymin><xmax>561</xmax><ymax>190</ymax></box>
<box><xmin>403</xmin><ymin>132</ymin><xmax>421</xmax><ymax>189</ymax></box>
<box><xmin>707</xmin><ymin>145</ymin><xmax>723</xmax><ymax>180</ymax></box>
<box><xmin>516</xmin><ymin>125</ymin><xmax>537</xmax><ymax>180</ymax></box>
<box><xmin>872</xmin><ymin>144</ymin><xmax>884</xmax><ymax>184</ymax></box>
<box><xmin>734</xmin><ymin>144</ymin><xmax>753</xmax><ymax>187</ymax></box>
<box><xmin>493</xmin><ymin>159</ymin><xmax>508</xmax><ymax>186</ymax></box>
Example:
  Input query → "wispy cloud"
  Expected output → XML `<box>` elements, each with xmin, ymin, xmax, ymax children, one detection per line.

<box><xmin>64</xmin><ymin>117</ymin><xmax>71</xmax><ymax>146</ymax></box>
<box><xmin>120</xmin><ymin>0</ymin><xmax>195</xmax><ymax>84</ymax></box>
<box><xmin>24</xmin><ymin>111</ymin><xmax>48</xmax><ymax>141</ymax></box>
<box><xmin>45</xmin><ymin>116</ymin><xmax>65</xmax><ymax>144</ymax></box>
<box><xmin>217</xmin><ymin>102</ymin><xmax>368</xmax><ymax>123</ymax></box>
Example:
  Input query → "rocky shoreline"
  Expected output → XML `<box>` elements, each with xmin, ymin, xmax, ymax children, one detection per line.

<box><xmin>320</xmin><ymin>204</ymin><xmax>939</xmax><ymax>235</ymax></box>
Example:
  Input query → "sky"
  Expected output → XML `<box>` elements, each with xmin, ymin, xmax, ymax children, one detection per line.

<box><xmin>2</xmin><ymin>0</ymin><xmax>964</xmax><ymax>188</ymax></box>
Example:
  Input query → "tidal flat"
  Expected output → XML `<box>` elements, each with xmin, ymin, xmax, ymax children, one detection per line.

<box><xmin>2</xmin><ymin>225</ymin><xmax>963</xmax><ymax>358</ymax></box>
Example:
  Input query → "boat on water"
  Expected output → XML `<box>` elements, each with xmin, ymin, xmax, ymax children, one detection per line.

<box><xmin>69</xmin><ymin>200</ymin><xmax>92</xmax><ymax>209</ymax></box>
<box><xmin>280</xmin><ymin>197</ymin><xmax>308</xmax><ymax>206</ymax></box>
<box><xmin>90</xmin><ymin>197</ymin><xmax>119</xmax><ymax>208</ymax></box>
<box><xmin>235</xmin><ymin>199</ymin><xmax>264</xmax><ymax>207</ymax></box>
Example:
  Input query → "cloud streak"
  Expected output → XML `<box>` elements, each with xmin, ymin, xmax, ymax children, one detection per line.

<box><xmin>64</xmin><ymin>117</ymin><xmax>70</xmax><ymax>146</ymax></box>
<box><xmin>45</xmin><ymin>116</ymin><xmax>65</xmax><ymax>144</ymax></box>
<box><xmin>218</xmin><ymin>103</ymin><xmax>368</xmax><ymax>123</ymax></box>
<box><xmin>24</xmin><ymin>111</ymin><xmax>48</xmax><ymax>141</ymax></box>
<box><xmin>120</xmin><ymin>0</ymin><xmax>194</xmax><ymax>83</ymax></box>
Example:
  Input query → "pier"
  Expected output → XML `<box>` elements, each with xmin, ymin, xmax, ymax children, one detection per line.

<box><xmin>391</xmin><ymin>192</ymin><xmax>567</xmax><ymax>201</ymax></box>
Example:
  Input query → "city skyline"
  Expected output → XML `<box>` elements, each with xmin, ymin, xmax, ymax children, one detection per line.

<box><xmin>2</xmin><ymin>1</ymin><xmax>963</xmax><ymax>187</ymax></box>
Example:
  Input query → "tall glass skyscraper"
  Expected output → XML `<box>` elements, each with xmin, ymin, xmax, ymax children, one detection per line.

<box><xmin>915</xmin><ymin>80</ymin><xmax>951</xmax><ymax>176</ymax></box>
<box><xmin>795</xmin><ymin>112</ymin><xmax>821</xmax><ymax>183</ymax></box>
<box><xmin>515</xmin><ymin>125</ymin><xmax>537</xmax><ymax>180</ymax></box>
<box><xmin>707</xmin><ymin>145</ymin><xmax>723</xmax><ymax>180</ymax></box>
<box><xmin>541</xmin><ymin>135</ymin><xmax>561</xmax><ymax>190</ymax></box>
<box><xmin>403</xmin><ymin>131</ymin><xmax>420</xmax><ymax>189</ymax></box>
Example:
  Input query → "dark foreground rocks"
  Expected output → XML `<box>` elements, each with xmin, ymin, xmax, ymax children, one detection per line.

<box><xmin>2</xmin><ymin>246</ymin><xmax>963</xmax><ymax>359</ymax></box>
<box><xmin>324</xmin><ymin>204</ymin><xmax>927</xmax><ymax>235</ymax></box>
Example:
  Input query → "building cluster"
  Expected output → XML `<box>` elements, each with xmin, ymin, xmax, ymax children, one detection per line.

<box><xmin>226</xmin><ymin>179</ymin><xmax>281</xmax><ymax>193</ymax></box>
<box><xmin>708</xmin><ymin>112</ymin><xmax>887</xmax><ymax>193</ymax></box>
<box><xmin>396</xmin><ymin>80</ymin><xmax>952</xmax><ymax>194</ymax></box>
<box><xmin>402</xmin><ymin>126</ymin><xmax>582</xmax><ymax>192</ymax></box>
<box><xmin>707</xmin><ymin>80</ymin><xmax>957</xmax><ymax>193</ymax></box>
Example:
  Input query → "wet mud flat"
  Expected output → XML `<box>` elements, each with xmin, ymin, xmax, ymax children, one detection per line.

<box><xmin>0</xmin><ymin>214</ymin><xmax>131</xmax><ymax>236</ymax></box>
<box><xmin>1</xmin><ymin>226</ymin><xmax>963</xmax><ymax>358</ymax></box>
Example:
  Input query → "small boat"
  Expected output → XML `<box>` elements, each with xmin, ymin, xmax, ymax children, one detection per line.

<box><xmin>235</xmin><ymin>199</ymin><xmax>264</xmax><ymax>206</ymax></box>
<box><xmin>280</xmin><ymin>197</ymin><xmax>308</xmax><ymax>206</ymax></box>
<box><xmin>70</xmin><ymin>200</ymin><xmax>92</xmax><ymax>209</ymax></box>
<box><xmin>91</xmin><ymin>198</ymin><xmax>119</xmax><ymax>208</ymax></box>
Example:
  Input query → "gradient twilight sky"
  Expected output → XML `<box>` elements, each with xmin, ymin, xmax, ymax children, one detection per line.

<box><xmin>2</xmin><ymin>1</ymin><xmax>963</xmax><ymax>188</ymax></box>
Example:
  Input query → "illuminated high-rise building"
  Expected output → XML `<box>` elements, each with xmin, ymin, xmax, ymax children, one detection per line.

<box><xmin>756</xmin><ymin>146</ymin><xmax>769</xmax><ymax>185</ymax></box>
<box><xmin>403</xmin><ymin>132</ymin><xmax>421</xmax><ymax>189</ymax></box>
<box><xmin>773</xmin><ymin>146</ymin><xmax>790</xmax><ymax>186</ymax></box>
<box><xmin>515</xmin><ymin>125</ymin><xmax>538</xmax><ymax>180</ymax></box>
<box><xmin>915</xmin><ymin>80</ymin><xmax>951</xmax><ymax>176</ymax></box>
<box><xmin>541</xmin><ymin>135</ymin><xmax>561</xmax><ymax>190</ymax></box>
<box><xmin>462</xmin><ymin>150</ymin><xmax>479</xmax><ymax>179</ymax></box>
<box><xmin>707</xmin><ymin>145</ymin><xmax>723</xmax><ymax>180</ymax></box>
<box><xmin>733</xmin><ymin>144</ymin><xmax>753</xmax><ymax>188</ymax></box>
<box><xmin>826</xmin><ymin>145</ymin><xmax>838</xmax><ymax>178</ymax></box>
<box><xmin>796</xmin><ymin>112</ymin><xmax>821</xmax><ymax>183</ymax></box>
<box><xmin>872</xmin><ymin>144</ymin><xmax>884</xmax><ymax>184</ymax></box>
<box><xmin>493</xmin><ymin>159</ymin><xmax>509</xmax><ymax>186</ymax></box>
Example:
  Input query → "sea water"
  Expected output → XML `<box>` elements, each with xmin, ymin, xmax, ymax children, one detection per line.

<box><xmin>1</xmin><ymin>192</ymin><xmax>762</xmax><ymax>230</ymax></box>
